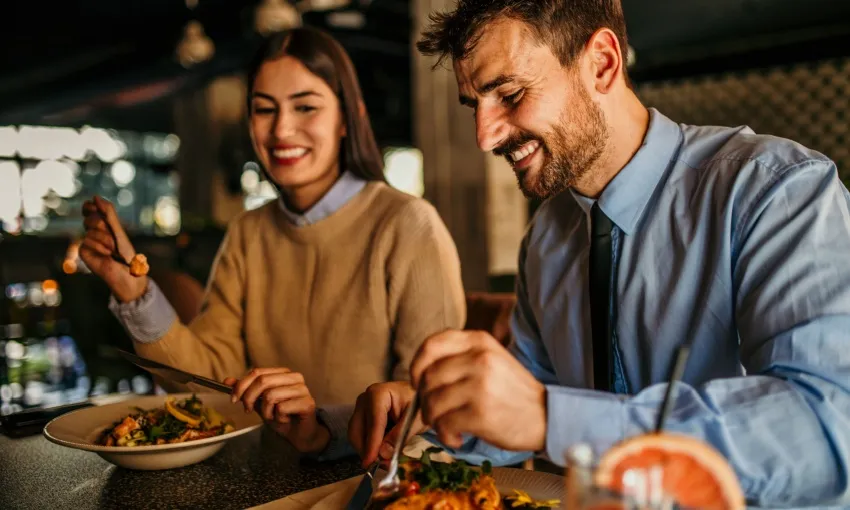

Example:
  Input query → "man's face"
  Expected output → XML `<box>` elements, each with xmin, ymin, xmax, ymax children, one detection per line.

<box><xmin>454</xmin><ymin>18</ymin><xmax>609</xmax><ymax>199</ymax></box>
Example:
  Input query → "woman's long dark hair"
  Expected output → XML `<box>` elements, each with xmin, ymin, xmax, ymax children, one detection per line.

<box><xmin>246</xmin><ymin>27</ymin><xmax>386</xmax><ymax>182</ymax></box>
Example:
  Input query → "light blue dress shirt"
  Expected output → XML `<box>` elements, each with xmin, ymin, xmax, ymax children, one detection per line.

<box><xmin>276</xmin><ymin>170</ymin><xmax>366</xmax><ymax>226</ymax></box>
<box><xmin>430</xmin><ymin>109</ymin><xmax>850</xmax><ymax>509</ymax></box>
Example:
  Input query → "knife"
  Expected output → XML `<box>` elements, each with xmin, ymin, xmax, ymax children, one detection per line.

<box><xmin>345</xmin><ymin>462</ymin><xmax>379</xmax><ymax>510</ymax></box>
<box><xmin>117</xmin><ymin>349</ymin><xmax>235</xmax><ymax>394</ymax></box>
<box><xmin>117</xmin><ymin>349</ymin><xmax>267</xmax><ymax>413</ymax></box>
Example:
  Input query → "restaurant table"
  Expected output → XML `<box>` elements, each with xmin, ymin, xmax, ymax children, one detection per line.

<box><xmin>0</xmin><ymin>425</ymin><xmax>363</xmax><ymax>510</ymax></box>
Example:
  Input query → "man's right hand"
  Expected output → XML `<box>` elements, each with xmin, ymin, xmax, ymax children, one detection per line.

<box><xmin>348</xmin><ymin>381</ymin><xmax>425</xmax><ymax>468</ymax></box>
<box><xmin>80</xmin><ymin>195</ymin><xmax>147</xmax><ymax>303</ymax></box>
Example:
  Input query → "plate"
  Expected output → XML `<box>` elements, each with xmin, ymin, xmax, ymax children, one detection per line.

<box><xmin>43</xmin><ymin>392</ymin><xmax>263</xmax><ymax>470</ymax></box>
<box><xmin>307</xmin><ymin>466</ymin><xmax>565</xmax><ymax>509</ymax></box>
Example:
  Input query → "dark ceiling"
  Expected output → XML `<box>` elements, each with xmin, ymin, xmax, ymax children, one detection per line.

<box><xmin>2</xmin><ymin>0</ymin><xmax>849</xmax><ymax>142</ymax></box>
<box><xmin>0</xmin><ymin>0</ymin><xmax>412</xmax><ymax>143</ymax></box>
<box><xmin>622</xmin><ymin>0</ymin><xmax>850</xmax><ymax>78</ymax></box>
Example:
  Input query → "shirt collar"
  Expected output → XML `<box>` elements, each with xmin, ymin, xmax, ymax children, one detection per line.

<box><xmin>278</xmin><ymin>170</ymin><xmax>367</xmax><ymax>227</ymax></box>
<box><xmin>570</xmin><ymin>108</ymin><xmax>683</xmax><ymax>235</ymax></box>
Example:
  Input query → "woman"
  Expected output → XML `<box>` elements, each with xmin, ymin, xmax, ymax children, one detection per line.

<box><xmin>80</xmin><ymin>27</ymin><xmax>465</xmax><ymax>457</ymax></box>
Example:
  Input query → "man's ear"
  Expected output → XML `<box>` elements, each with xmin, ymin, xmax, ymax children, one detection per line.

<box><xmin>586</xmin><ymin>28</ymin><xmax>623</xmax><ymax>95</ymax></box>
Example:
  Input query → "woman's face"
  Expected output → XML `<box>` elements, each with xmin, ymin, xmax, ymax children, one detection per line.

<box><xmin>249</xmin><ymin>56</ymin><xmax>345</xmax><ymax>193</ymax></box>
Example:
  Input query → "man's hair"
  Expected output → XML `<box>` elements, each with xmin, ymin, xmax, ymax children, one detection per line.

<box><xmin>417</xmin><ymin>0</ymin><xmax>629</xmax><ymax>72</ymax></box>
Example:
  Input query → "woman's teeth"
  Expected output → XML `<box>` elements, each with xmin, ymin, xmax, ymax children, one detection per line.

<box><xmin>510</xmin><ymin>141</ymin><xmax>540</xmax><ymax>162</ymax></box>
<box><xmin>273</xmin><ymin>147</ymin><xmax>308</xmax><ymax>159</ymax></box>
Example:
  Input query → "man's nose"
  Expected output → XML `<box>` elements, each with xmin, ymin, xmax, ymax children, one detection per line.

<box><xmin>475</xmin><ymin>106</ymin><xmax>508</xmax><ymax>152</ymax></box>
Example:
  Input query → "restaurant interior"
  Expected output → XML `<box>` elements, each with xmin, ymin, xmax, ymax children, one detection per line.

<box><xmin>1</xmin><ymin>0</ymin><xmax>850</xmax><ymax>508</ymax></box>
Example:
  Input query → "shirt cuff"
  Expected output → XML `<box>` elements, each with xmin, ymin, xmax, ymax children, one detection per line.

<box><xmin>108</xmin><ymin>279</ymin><xmax>178</xmax><ymax>344</ymax></box>
<box><xmin>420</xmin><ymin>431</ymin><xmax>533</xmax><ymax>467</ymax></box>
<box><xmin>312</xmin><ymin>404</ymin><xmax>356</xmax><ymax>461</ymax></box>
<box><xmin>544</xmin><ymin>384</ymin><xmax>628</xmax><ymax>466</ymax></box>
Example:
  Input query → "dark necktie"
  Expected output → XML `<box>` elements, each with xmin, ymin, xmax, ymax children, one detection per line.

<box><xmin>589</xmin><ymin>203</ymin><xmax>613</xmax><ymax>391</ymax></box>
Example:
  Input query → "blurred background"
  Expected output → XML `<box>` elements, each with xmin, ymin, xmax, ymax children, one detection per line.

<box><xmin>1</xmin><ymin>0</ymin><xmax>849</xmax><ymax>416</ymax></box>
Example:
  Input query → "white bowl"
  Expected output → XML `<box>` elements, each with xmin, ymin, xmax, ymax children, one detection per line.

<box><xmin>43</xmin><ymin>392</ymin><xmax>263</xmax><ymax>470</ymax></box>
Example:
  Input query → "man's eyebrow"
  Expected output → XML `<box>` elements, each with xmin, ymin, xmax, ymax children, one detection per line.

<box><xmin>458</xmin><ymin>74</ymin><xmax>517</xmax><ymax>108</ymax></box>
<box><xmin>478</xmin><ymin>74</ymin><xmax>516</xmax><ymax>94</ymax></box>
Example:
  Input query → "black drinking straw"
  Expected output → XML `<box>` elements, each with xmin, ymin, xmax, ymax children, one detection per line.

<box><xmin>654</xmin><ymin>345</ymin><xmax>691</xmax><ymax>433</ymax></box>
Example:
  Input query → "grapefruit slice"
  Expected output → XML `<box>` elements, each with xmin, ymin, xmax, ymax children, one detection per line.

<box><xmin>595</xmin><ymin>433</ymin><xmax>745</xmax><ymax>510</ymax></box>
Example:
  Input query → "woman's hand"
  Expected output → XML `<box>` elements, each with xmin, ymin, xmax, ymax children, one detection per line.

<box><xmin>225</xmin><ymin>368</ymin><xmax>330</xmax><ymax>454</ymax></box>
<box><xmin>80</xmin><ymin>195</ymin><xmax>148</xmax><ymax>303</ymax></box>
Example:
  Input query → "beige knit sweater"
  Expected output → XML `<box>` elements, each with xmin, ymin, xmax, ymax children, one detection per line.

<box><xmin>135</xmin><ymin>182</ymin><xmax>466</xmax><ymax>405</ymax></box>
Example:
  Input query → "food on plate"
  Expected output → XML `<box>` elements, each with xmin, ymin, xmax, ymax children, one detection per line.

<box><xmin>129</xmin><ymin>253</ymin><xmax>149</xmax><ymax>277</ymax></box>
<box><xmin>96</xmin><ymin>394</ymin><xmax>234</xmax><ymax>447</ymax></box>
<box><xmin>503</xmin><ymin>490</ymin><xmax>562</xmax><ymax>509</ymax></box>
<box><xmin>594</xmin><ymin>433</ymin><xmax>745</xmax><ymax>510</ymax></box>
<box><xmin>369</xmin><ymin>447</ymin><xmax>560</xmax><ymax>510</ymax></box>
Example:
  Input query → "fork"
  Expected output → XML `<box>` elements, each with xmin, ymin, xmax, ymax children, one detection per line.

<box><xmin>98</xmin><ymin>210</ymin><xmax>133</xmax><ymax>268</ymax></box>
<box><xmin>375</xmin><ymin>388</ymin><xmax>421</xmax><ymax>497</ymax></box>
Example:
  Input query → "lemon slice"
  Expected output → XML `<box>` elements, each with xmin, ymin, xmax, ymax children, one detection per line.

<box><xmin>165</xmin><ymin>398</ymin><xmax>202</xmax><ymax>427</ymax></box>
<box><xmin>202</xmin><ymin>405</ymin><xmax>226</xmax><ymax>427</ymax></box>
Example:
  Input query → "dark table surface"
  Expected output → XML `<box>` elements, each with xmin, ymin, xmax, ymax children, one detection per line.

<box><xmin>1</xmin><ymin>426</ymin><xmax>363</xmax><ymax>510</ymax></box>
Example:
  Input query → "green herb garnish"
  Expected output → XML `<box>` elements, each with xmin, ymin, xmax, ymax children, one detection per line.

<box><xmin>149</xmin><ymin>425</ymin><xmax>165</xmax><ymax>440</ymax></box>
<box><xmin>408</xmin><ymin>447</ymin><xmax>486</xmax><ymax>492</ymax></box>
<box><xmin>181</xmin><ymin>394</ymin><xmax>203</xmax><ymax>416</ymax></box>
<box><xmin>482</xmin><ymin>460</ymin><xmax>492</xmax><ymax>475</ymax></box>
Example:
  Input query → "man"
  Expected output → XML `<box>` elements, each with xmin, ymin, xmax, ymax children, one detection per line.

<box><xmin>342</xmin><ymin>0</ymin><xmax>850</xmax><ymax>507</ymax></box>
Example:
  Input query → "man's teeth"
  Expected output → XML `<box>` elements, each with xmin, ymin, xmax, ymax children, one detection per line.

<box><xmin>510</xmin><ymin>141</ymin><xmax>540</xmax><ymax>162</ymax></box>
<box><xmin>273</xmin><ymin>147</ymin><xmax>308</xmax><ymax>159</ymax></box>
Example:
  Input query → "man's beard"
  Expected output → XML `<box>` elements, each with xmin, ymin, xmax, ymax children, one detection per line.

<box><xmin>495</xmin><ymin>86</ymin><xmax>609</xmax><ymax>200</ymax></box>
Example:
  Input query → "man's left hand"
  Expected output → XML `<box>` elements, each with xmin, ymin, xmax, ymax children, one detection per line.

<box><xmin>410</xmin><ymin>330</ymin><xmax>547</xmax><ymax>452</ymax></box>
